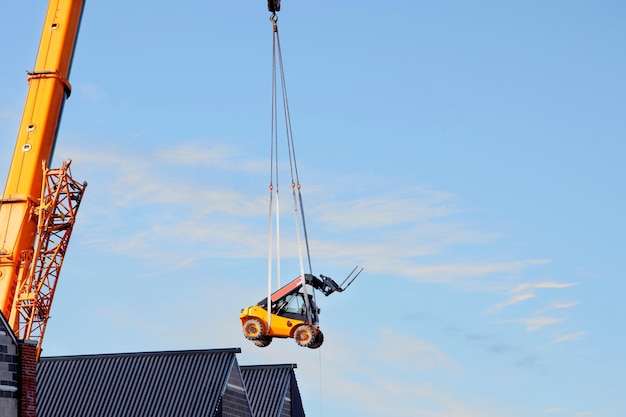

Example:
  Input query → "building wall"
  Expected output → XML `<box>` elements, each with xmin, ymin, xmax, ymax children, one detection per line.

<box><xmin>220</xmin><ymin>365</ymin><xmax>252</xmax><ymax>417</ymax></box>
<box><xmin>18</xmin><ymin>342</ymin><xmax>37</xmax><ymax>417</ymax></box>
<box><xmin>0</xmin><ymin>328</ymin><xmax>18</xmax><ymax>417</ymax></box>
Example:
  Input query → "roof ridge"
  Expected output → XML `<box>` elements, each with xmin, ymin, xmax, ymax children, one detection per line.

<box><xmin>39</xmin><ymin>347</ymin><xmax>242</xmax><ymax>361</ymax></box>
<box><xmin>240</xmin><ymin>363</ymin><xmax>298</xmax><ymax>369</ymax></box>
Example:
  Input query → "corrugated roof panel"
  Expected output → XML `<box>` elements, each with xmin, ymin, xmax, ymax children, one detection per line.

<box><xmin>37</xmin><ymin>349</ymin><xmax>240</xmax><ymax>417</ymax></box>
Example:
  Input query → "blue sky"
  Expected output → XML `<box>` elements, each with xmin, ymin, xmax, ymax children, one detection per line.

<box><xmin>2</xmin><ymin>1</ymin><xmax>625</xmax><ymax>416</ymax></box>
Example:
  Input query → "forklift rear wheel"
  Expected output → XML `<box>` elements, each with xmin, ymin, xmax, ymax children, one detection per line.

<box><xmin>308</xmin><ymin>330</ymin><xmax>324</xmax><ymax>349</ymax></box>
<box><xmin>253</xmin><ymin>336</ymin><xmax>273</xmax><ymax>347</ymax></box>
<box><xmin>243</xmin><ymin>318</ymin><xmax>265</xmax><ymax>340</ymax></box>
<box><xmin>294</xmin><ymin>325</ymin><xmax>316</xmax><ymax>347</ymax></box>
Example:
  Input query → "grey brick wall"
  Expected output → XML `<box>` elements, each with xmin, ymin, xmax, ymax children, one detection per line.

<box><xmin>0</xmin><ymin>329</ymin><xmax>18</xmax><ymax>417</ymax></box>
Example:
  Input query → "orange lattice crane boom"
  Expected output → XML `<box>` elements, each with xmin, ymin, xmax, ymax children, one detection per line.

<box><xmin>0</xmin><ymin>0</ymin><xmax>86</xmax><ymax>358</ymax></box>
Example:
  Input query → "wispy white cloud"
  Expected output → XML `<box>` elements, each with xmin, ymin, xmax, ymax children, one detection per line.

<box><xmin>513</xmin><ymin>317</ymin><xmax>564</xmax><ymax>332</ymax></box>
<box><xmin>156</xmin><ymin>142</ymin><xmax>265</xmax><ymax>173</ymax></box>
<box><xmin>551</xmin><ymin>332</ymin><xmax>586</xmax><ymax>343</ymax></box>
<box><xmin>400</xmin><ymin>259</ymin><xmax>550</xmax><ymax>283</ymax></box>
<box><xmin>488</xmin><ymin>281</ymin><xmax>578</xmax><ymax>314</ymax></box>
<box><xmin>513</xmin><ymin>282</ymin><xmax>577</xmax><ymax>292</ymax></box>
<box><xmin>486</xmin><ymin>292</ymin><xmax>535</xmax><ymax>313</ymax></box>
<box><xmin>535</xmin><ymin>301</ymin><xmax>579</xmax><ymax>314</ymax></box>
<box><xmin>314</xmin><ymin>187</ymin><xmax>459</xmax><ymax>229</ymax></box>
<box><xmin>543</xmin><ymin>407</ymin><xmax>568</xmax><ymax>413</ymax></box>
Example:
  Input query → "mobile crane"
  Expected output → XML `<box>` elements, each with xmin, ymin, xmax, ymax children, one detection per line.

<box><xmin>0</xmin><ymin>0</ymin><xmax>86</xmax><ymax>358</ymax></box>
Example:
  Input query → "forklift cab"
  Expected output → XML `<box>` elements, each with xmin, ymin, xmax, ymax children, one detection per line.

<box><xmin>257</xmin><ymin>285</ymin><xmax>320</xmax><ymax>325</ymax></box>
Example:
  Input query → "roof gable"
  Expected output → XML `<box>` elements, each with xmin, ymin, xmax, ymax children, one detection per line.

<box><xmin>0</xmin><ymin>311</ymin><xmax>18</xmax><ymax>346</ymax></box>
<box><xmin>217</xmin><ymin>362</ymin><xmax>253</xmax><ymax>417</ymax></box>
<box><xmin>241</xmin><ymin>364</ymin><xmax>305</xmax><ymax>417</ymax></box>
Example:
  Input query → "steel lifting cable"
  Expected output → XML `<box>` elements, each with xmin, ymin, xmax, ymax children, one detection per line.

<box><xmin>276</xmin><ymin>22</ymin><xmax>314</xmax><ymax>278</ymax></box>
<box><xmin>267</xmin><ymin>12</ymin><xmax>316</xmax><ymax>324</ymax></box>
<box><xmin>267</xmin><ymin>12</ymin><xmax>281</xmax><ymax>327</ymax></box>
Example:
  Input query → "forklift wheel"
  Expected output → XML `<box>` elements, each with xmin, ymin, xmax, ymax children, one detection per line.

<box><xmin>243</xmin><ymin>318</ymin><xmax>265</xmax><ymax>340</ymax></box>
<box><xmin>294</xmin><ymin>325</ymin><xmax>316</xmax><ymax>347</ymax></box>
<box><xmin>308</xmin><ymin>330</ymin><xmax>324</xmax><ymax>349</ymax></box>
<box><xmin>253</xmin><ymin>336</ymin><xmax>273</xmax><ymax>347</ymax></box>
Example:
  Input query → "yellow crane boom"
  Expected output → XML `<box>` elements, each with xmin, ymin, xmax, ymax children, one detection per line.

<box><xmin>0</xmin><ymin>0</ymin><xmax>85</xmax><ymax>357</ymax></box>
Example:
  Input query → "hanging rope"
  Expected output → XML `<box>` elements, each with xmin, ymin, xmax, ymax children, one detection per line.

<box><xmin>267</xmin><ymin>11</ymin><xmax>316</xmax><ymax>324</ymax></box>
<box><xmin>267</xmin><ymin>12</ymin><xmax>280</xmax><ymax>328</ymax></box>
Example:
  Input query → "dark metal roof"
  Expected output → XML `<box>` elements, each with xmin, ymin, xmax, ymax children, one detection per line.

<box><xmin>241</xmin><ymin>364</ymin><xmax>305</xmax><ymax>417</ymax></box>
<box><xmin>37</xmin><ymin>348</ymin><xmax>252</xmax><ymax>417</ymax></box>
<box><xmin>0</xmin><ymin>311</ymin><xmax>18</xmax><ymax>346</ymax></box>
<box><xmin>0</xmin><ymin>311</ymin><xmax>19</xmax><ymax>401</ymax></box>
